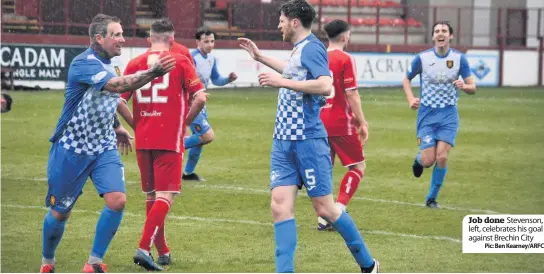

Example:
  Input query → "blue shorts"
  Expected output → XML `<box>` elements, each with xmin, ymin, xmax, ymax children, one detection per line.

<box><xmin>45</xmin><ymin>141</ymin><xmax>126</xmax><ymax>214</ymax></box>
<box><xmin>190</xmin><ymin>109</ymin><xmax>211</xmax><ymax>136</ymax></box>
<box><xmin>416</xmin><ymin>105</ymin><xmax>459</xmax><ymax>150</ymax></box>
<box><xmin>270</xmin><ymin>138</ymin><xmax>333</xmax><ymax>198</ymax></box>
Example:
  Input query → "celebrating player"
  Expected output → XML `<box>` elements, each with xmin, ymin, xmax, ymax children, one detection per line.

<box><xmin>182</xmin><ymin>27</ymin><xmax>238</xmax><ymax>181</ymax></box>
<box><xmin>117</xmin><ymin>18</ymin><xmax>207</xmax><ymax>271</ymax></box>
<box><xmin>317</xmin><ymin>19</ymin><xmax>369</xmax><ymax>230</ymax></box>
<box><xmin>40</xmin><ymin>13</ymin><xmax>175</xmax><ymax>273</ymax></box>
<box><xmin>238</xmin><ymin>1</ymin><xmax>379</xmax><ymax>272</ymax></box>
<box><xmin>403</xmin><ymin>21</ymin><xmax>476</xmax><ymax>208</ymax></box>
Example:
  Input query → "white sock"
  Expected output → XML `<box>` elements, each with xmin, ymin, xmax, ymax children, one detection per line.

<box><xmin>335</xmin><ymin>202</ymin><xmax>347</xmax><ymax>212</ymax></box>
<box><xmin>87</xmin><ymin>255</ymin><xmax>102</xmax><ymax>265</ymax></box>
<box><xmin>42</xmin><ymin>257</ymin><xmax>55</xmax><ymax>265</ymax></box>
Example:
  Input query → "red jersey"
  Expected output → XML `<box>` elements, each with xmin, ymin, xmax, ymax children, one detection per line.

<box><xmin>171</xmin><ymin>42</ymin><xmax>193</xmax><ymax>65</ymax></box>
<box><xmin>320</xmin><ymin>49</ymin><xmax>358</xmax><ymax>136</ymax></box>
<box><xmin>121</xmin><ymin>51</ymin><xmax>205</xmax><ymax>153</ymax></box>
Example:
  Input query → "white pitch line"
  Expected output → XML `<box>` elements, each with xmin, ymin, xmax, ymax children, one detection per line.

<box><xmin>2</xmin><ymin>204</ymin><xmax>461</xmax><ymax>243</ymax></box>
<box><xmin>21</xmin><ymin>177</ymin><xmax>499</xmax><ymax>214</ymax></box>
<box><xmin>188</xmin><ymin>184</ymin><xmax>500</xmax><ymax>214</ymax></box>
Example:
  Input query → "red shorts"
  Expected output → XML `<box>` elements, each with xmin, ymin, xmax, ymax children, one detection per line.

<box><xmin>328</xmin><ymin>135</ymin><xmax>365</xmax><ymax>167</ymax></box>
<box><xmin>136</xmin><ymin>150</ymin><xmax>183</xmax><ymax>193</ymax></box>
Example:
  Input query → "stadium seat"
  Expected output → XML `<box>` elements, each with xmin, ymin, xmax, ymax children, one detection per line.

<box><xmin>406</xmin><ymin>18</ymin><xmax>423</xmax><ymax>27</ymax></box>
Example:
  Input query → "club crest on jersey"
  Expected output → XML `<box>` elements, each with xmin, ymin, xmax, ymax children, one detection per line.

<box><xmin>446</xmin><ymin>60</ymin><xmax>454</xmax><ymax>69</ymax></box>
<box><xmin>49</xmin><ymin>195</ymin><xmax>56</xmax><ymax>206</ymax></box>
<box><xmin>195</xmin><ymin>125</ymin><xmax>202</xmax><ymax>132</ymax></box>
<box><xmin>114</xmin><ymin>66</ymin><xmax>121</xmax><ymax>76</ymax></box>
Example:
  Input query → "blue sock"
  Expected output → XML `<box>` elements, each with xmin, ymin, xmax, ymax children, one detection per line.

<box><xmin>415</xmin><ymin>152</ymin><xmax>422</xmax><ymax>165</ymax></box>
<box><xmin>91</xmin><ymin>206</ymin><xmax>124</xmax><ymax>259</ymax></box>
<box><xmin>332</xmin><ymin>211</ymin><xmax>374</xmax><ymax>268</ymax></box>
<box><xmin>274</xmin><ymin>218</ymin><xmax>297</xmax><ymax>273</ymax></box>
<box><xmin>184</xmin><ymin>134</ymin><xmax>201</xmax><ymax>149</ymax></box>
<box><xmin>426</xmin><ymin>165</ymin><xmax>448</xmax><ymax>201</ymax></box>
<box><xmin>42</xmin><ymin>210</ymin><xmax>67</xmax><ymax>260</ymax></box>
<box><xmin>184</xmin><ymin>146</ymin><xmax>202</xmax><ymax>174</ymax></box>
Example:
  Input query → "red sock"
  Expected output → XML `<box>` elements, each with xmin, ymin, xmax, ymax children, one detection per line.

<box><xmin>139</xmin><ymin>197</ymin><xmax>171</xmax><ymax>252</ymax></box>
<box><xmin>146</xmin><ymin>199</ymin><xmax>170</xmax><ymax>255</ymax></box>
<box><xmin>337</xmin><ymin>169</ymin><xmax>363</xmax><ymax>206</ymax></box>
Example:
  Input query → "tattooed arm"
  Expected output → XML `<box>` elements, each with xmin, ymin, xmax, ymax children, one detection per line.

<box><xmin>113</xmin><ymin>113</ymin><xmax>122</xmax><ymax>128</ymax></box>
<box><xmin>103</xmin><ymin>55</ymin><xmax>176</xmax><ymax>93</ymax></box>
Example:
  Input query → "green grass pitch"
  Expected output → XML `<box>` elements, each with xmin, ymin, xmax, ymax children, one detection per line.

<box><xmin>1</xmin><ymin>87</ymin><xmax>543</xmax><ymax>272</ymax></box>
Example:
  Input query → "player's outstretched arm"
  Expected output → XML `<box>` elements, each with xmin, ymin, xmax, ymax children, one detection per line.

<box><xmin>238</xmin><ymin>38</ymin><xmax>286</xmax><ymax>74</ymax></box>
<box><xmin>258</xmin><ymin>73</ymin><xmax>332</xmax><ymax>95</ymax></box>
<box><xmin>186</xmin><ymin>91</ymin><xmax>208</xmax><ymax>125</ymax></box>
<box><xmin>104</xmin><ymin>55</ymin><xmax>176</xmax><ymax>93</ymax></box>
<box><xmin>210</xmin><ymin>61</ymin><xmax>238</xmax><ymax>86</ymax></box>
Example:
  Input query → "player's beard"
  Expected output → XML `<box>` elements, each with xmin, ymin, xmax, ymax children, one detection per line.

<box><xmin>283</xmin><ymin>27</ymin><xmax>294</xmax><ymax>43</ymax></box>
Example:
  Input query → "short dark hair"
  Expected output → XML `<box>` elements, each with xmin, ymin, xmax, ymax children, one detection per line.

<box><xmin>431</xmin><ymin>21</ymin><xmax>454</xmax><ymax>36</ymax></box>
<box><xmin>88</xmin><ymin>13</ymin><xmax>121</xmax><ymax>41</ymax></box>
<box><xmin>195</xmin><ymin>27</ymin><xmax>215</xmax><ymax>40</ymax></box>
<box><xmin>151</xmin><ymin>18</ymin><xmax>175</xmax><ymax>34</ymax></box>
<box><xmin>324</xmin><ymin>19</ymin><xmax>350</xmax><ymax>40</ymax></box>
<box><xmin>2</xmin><ymin>93</ymin><xmax>13</xmax><ymax>113</ymax></box>
<box><xmin>278</xmin><ymin>0</ymin><xmax>316</xmax><ymax>29</ymax></box>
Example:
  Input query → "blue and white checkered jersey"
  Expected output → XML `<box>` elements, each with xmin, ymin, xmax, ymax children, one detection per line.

<box><xmin>49</xmin><ymin>48</ymin><xmax>120</xmax><ymax>155</ymax></box>
<box><xmin>274</xmin><ymin>33</ymin><xmax>330</xmax><ymax>141</ymax></box>
<box><xmin>406</xmin><ymin>48</ymin><xmax>471</xmax><ymax>108</ymax></box>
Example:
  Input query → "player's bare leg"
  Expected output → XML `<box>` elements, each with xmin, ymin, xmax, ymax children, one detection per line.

<box><xmin>312</xmin><ymin>194</ymin><xmax>379</xmax><ymax>273</ymax></box>
<box><xmin>271</xmin><ymin>185</ymin><xmax>297</xmax><ymax>273</ymax></box>
<box><xmin>425</xmin><ymin>141</ymin><xmax>452</xmax><ymax>208</ymax></box>
<box><xmin>134</xmin><ymin>192</ymin><xmax>176</xmax><ymax>271</ymax></box>
<box><xmin>200</xmin><ymin>128</ymin><xmax>215</xmax><ymax>145</ymax></box>
<box><xmin>83</xmin><ymin>192</ymin><xmax>126</xmax><ymax>273</ymax></box>
<box><xmin>413</xmin><ymin>146</ymin><xmax>436</xmax><ymax>178</ymax></box>
<box><xmin>40</xmin><ymin>210</ymin><xmax>71</xmax><ymax>273</ymax></box>
<box><xmin>183</xmin><ymin>129</ymin><xmax>215</xmax><ymax>181</ymax></box>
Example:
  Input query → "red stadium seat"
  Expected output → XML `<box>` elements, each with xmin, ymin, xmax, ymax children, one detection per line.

<box><xmin>379</xmin><ymin>17</ymin><xmax>393</xmax><ymax>26</ymax></box>
<box><xmin>350</xmin><ymin>17</ymin><xmax>364</xmax><ymax>26</ymax></box>
<box><xmin>406</xmin><ymin>18</ymin><xmax>423</xmax><ymax>27</ymax></box>
<box><xmin>361</xmin><ymin>17</ymin><xmax>377</xmax><ymax>26</ymax></box>
<box><xmin>390</xmin><ymin>18</ymin><xmax>406</xmax><ymax>26</ymax></box>
<box><xmin>383</xmin><ymin>0</ymin><xmax>402</xmax><ymax>7</ymax></box>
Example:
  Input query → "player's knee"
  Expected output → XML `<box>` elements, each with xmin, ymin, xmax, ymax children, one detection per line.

<box><xmin>201</xmin><ymin>130</ymin><xmax>215</xmax><ymax>145</ymax></box>
<box><xmin>51</xmin><ymin>209</ymin><xmax>71</xmax><ymax>221</ymax></box>
<box><xmin>420</xmin><ymin>155</ymin><xmax>435</xmax><ymax>168</ymax></box>
<box><xmin>104</xmin><ymin>192</ymin><xmax>126</xmax><ymax>211</ymax></box>
<box><xmin>146</xmin><ymin>192</ymin><xmax>156</xmax><ymax>200</ymax></box>
<box><xmin>271</xmin><ymin>196</ymin><xmax>294</xmax><ymax>222</ymax></box>
<box><xmin>350</xmin><ymin>162</ymin><xmax>365</xmax><ymax>173</ymax></box>
<box><xmin>156</xmin><ymin>192</ymin><xmax>175</xmax><ymax>202</ymax></box>
<box><xmin>435</xmin><ymin>153</ymin><xmax>449</xmax><ymax>167</ymax></box>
